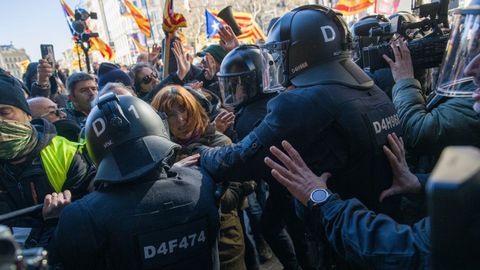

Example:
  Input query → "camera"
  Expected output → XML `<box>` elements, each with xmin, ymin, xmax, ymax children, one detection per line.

<box><xmin>353</xmin><ymin>0</ymin><xmax>450</xmax><ymax>72</ymax></box>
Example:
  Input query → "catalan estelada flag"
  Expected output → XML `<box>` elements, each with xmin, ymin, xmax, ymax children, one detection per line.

<box><xmin>123</xmin><ymin>0</ymin><xmax>151</xmax><ymax>38</ymax></box>
<box><xmin>59</xmin><ymin>0</ymin><xmax>115</xmax><ymax>61</ymax></box>
<box><xmin>162</xmin><ymin>0</ymin><xmax>187</xmax><ymax>33</ymax></box>
<box><xmin>205</xmin><ymin>9</ymin><xmax>266</xmax><ymax>44</ymax></box>
<box><xmin>335</xmin><ymin>0</ymin><xmax>375</xmax><ymax>16</ymax></box>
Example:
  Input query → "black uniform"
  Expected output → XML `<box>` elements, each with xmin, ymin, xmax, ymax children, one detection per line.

<box><xmin>201</xmin><ymin>83</ymin><xmax>402</xmax><ymax>215</ymax></box>
<box><xmin>50</xmin><ymin>167</ymin><xmax>220</xmax><ymax>270</ymax></box>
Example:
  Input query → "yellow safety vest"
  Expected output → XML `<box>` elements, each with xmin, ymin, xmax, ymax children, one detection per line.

<box><xmin>39</xmin><ymin>136</ymin><xmax>83</xmax><ymax>193</ymax></box>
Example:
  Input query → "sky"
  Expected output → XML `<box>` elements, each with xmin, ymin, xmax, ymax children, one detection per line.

<box><xmin>0</xmin><ymin>0</ymin><xmax>79</xmax><ymax>61</ymax></box>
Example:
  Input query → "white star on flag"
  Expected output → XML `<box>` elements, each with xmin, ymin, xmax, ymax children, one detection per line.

<box><xmin>212</xmin><ymin>21</ymin><xmax>220</xmax><ymax>32</ymax></box>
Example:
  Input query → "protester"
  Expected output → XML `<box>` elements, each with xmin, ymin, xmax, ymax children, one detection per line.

<box><xmin>28</xmin><ymin>97</ymin><xmax>66</xmax><ymax>123</ymax></box>
<box><xmin>130</xmin><ymin>62</ymin><xmax>161</xmax><ymax>99</ymax></box>
<box><xmin>152</xmin><ymin>85</ymin><xmax>252</xmax><ymax>269</ymax></box>
<box><xmin>0</xmin><ymin>73</ymin><xmax>94</xmax><ymax>248</ymax></box>
<box><xmin>64</xmin><ymin>72</ymin><xmax>98</xmax><ymax>128</ymax></box>
<box><xmin>96</xmin><ymin>62</ymin><xmax>134</xmax><ymax>91</ymax></box>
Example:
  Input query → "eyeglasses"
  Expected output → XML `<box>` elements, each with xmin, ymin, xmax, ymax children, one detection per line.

<box><xmin>141</xmin><ymin>72</ymin><xmax>158</xmax><ymax>84</ymax></box>
<box><xmin>39</xmin><ymin>108</ymin><xmax>64</xmax><ymax>118</ymax></box>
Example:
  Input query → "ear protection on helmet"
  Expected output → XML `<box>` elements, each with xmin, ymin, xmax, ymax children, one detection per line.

<box><xmin>278</xmin><ymin>5</ymin><xmax>352</xmax><ymax>87</ymax></box>
<box><xmin>96</xmin><ymin>92</ymin><xmax>131</xmax><ymax>134</ymax></box>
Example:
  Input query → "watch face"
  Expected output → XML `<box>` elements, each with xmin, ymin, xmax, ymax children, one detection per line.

<box><xmin>311</xmin><ymin>189</ymin><xmax>329</xmax><ymax>203</ymax></box>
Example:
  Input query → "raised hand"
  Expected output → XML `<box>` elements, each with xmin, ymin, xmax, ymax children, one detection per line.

<box><xmin>380</xmin><ymin>133</ymin><xmax>421</xmax><ymax>202</ymax></box>
<box><xmin>172</xmin><ymin>40</ymin><xmax>191</xmax><ymax>80</ymax></box>
<box><xmin>264</xmin><ymin>140</ymin><xmax>331</xmax><ymax>206</ymax></box>
<box><xmin>219</xmin><ymin>25</ymin><xmax>240</xmax><ymax>53</ymax></box>
<box><xmin>213</xmin><ymin>110</ymin><xmax>235</xmax><ymax>133</ymax></box>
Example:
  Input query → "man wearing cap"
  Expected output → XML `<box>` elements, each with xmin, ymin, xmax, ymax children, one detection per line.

<box><xmin>97</xmin><ymin>62</ymin><xmax>134</xmax><ymax>91</ymax></box>
<box><xmin>65</xmin><ymin>72</ymin><xmax>98</xmax><ymax>128</ymax></box>
<box><xmin>0</xmin><ymin>73</ymin><xmax>95</xmax><ymax>248</ymax></box>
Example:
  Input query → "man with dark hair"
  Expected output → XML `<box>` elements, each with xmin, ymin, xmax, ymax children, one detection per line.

<box><xmin>0</xmin><ymin>73</ymin><xmax>94</xmax><ymax>248</ymax></box>
<box><xmin>65</xmin><ymin>72</ymin><xmax>98</xmax><ymax>128</ymax></box>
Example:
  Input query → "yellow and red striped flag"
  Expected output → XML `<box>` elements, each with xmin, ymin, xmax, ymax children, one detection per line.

<box><xmin>162</xmin><ymin>0</ymin><xmax>187</xmax><ymax>33</ymax></box>
<box><xmin>335</xmin><ymin>0</ymin><xmax>375</xmax><ymax>16</ymax></box>
<box><xmin>123</xmin><ymin>0</ymin><xmax>151</xmax><ymax>38</ymax></box>
<box><xmin>207</xmin><ymin>9</ymin><xmax>266</xmax><ymax>44</ymax></box>
<box><xmin>59</xmin><ymin>0</ymin><xmax>115</xmax><ymax>61</ymax></box>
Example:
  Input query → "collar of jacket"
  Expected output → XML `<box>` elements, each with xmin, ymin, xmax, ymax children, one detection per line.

<box><xmin>66</xmin><ymin>101</ymin><xmax>86</xmax><ymax>117</ymax></box>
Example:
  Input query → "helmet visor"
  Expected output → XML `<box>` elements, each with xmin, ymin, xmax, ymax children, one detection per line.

<box><xmin>261</xmin><ymin>41</ymin><xmax>288</xmax><ymax>93</ymax></box>
<box><xmin>219</xmin><ymin>71</ymin><xmax>256</xmax><ymax>108</ymax></box>
<box><xmin>435</xmin><ymin>10</ymin><xmax>480</xmax><ymax>97</ymax></box>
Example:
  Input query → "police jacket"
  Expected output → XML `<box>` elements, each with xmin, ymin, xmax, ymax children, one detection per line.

<box><xmin>392</xmin><ymin>78</ymin><xmax>480</xmax><ymax>173</ymax></box>
<box><xmin>51</xmin><ymin>166</ymin><xmax>220</xmax><ymax>270</ymax></box>
<box><xmin>0</xmin><ymin>119</ymin><xmax>94</xmax><ymax>245</ymax></box>
<box><xmin>311</xmin><ymin>194</ymin><xmax>430</xmax><ymax>269</ymax></box>
<box><xmin>200</xmin><ymin>84</ymin><xmax>403</xmax><ymax>214</ymax></box>
<box><xmin>233</xmin><ymin>94</ymin><xmax>276</xmax><ymax>141</ymax></box>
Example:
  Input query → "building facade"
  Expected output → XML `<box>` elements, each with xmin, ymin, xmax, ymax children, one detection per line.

<box><xmin>82</xmin><ymin>0</ymin><xmax>165</xmax><ymax>65</ymax></box>
<box><xmin>0</xmin><ymin>44</ymin><xmax>30</xmax><ymax>80</ymax></box>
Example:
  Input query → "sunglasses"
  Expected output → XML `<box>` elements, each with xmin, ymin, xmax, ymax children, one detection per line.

<box><xmin>142</xmin><ymin>72</ymin><xmax>158</xmax><ymax>84</ymax></box>
<box><xmin>40</xmin><ymin>108</ymin><xmax>64</xmax><ymax>118</ymax></box>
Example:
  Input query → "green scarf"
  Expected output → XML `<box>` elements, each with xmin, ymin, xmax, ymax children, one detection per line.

<box><xmin>0</xmin><ymin>119</ymin><xmax>38</xmax><ymax>160</ymax></box>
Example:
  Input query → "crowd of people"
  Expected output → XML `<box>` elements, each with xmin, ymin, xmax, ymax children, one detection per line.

<box><xmin>0</xmin><ymin>2</ymin><xmax>480</xmax><ymax>270</ymax></box>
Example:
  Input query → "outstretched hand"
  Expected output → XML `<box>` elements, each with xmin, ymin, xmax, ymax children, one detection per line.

<box><xmin>148</xmin><ymin>44</ymin><xmax>161</xmax><ymax>65</ymax></box>
<box><xmin>382</xmin><ymin>39</ymin><xmax>414</xmax><ymax>82</ymax></box>
<box><xmin>264</xmin><ymin>140</ymin><xmax>331</xmax><ymax>206</ymax></box>
<box><xmin>213</xmin><ymin>110</ymin><xmax>235</xmax><ymax>133</ymax></box>
<box><xmin>172</xmin><ymin>40</ymin><xmax>190</xmax><ymax>80</ymax></box>
<box><xmin>172</xmin><ymin>154</ymin><xmax>200</xmax><ymax>170</ymax></box>
<box><xmin>219</xmin><ymin>25</ymin><xmax>240</xmax><ymax>53</ymax></box>
<box><xmin>380</xmin><ymin>133</ymin><xmax>421</xmax><ymax>202</ymax></box>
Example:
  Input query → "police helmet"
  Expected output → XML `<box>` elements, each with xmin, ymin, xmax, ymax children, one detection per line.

<box><xmin>85</xmin><ymin>93</ymin><xmax>180</xmax><ymax>183</ymax></box>
<box><xmin>262</xmin><ymin>4</ymin><xmax>373</xmax><ymax>90</ymax></box>
<box><xmin>217</xmin><ymin>45</ymin><xmax>266</xmax><ymax>109</ymax></box>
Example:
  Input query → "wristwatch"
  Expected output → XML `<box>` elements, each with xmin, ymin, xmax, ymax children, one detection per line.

<box><xmin>307</xmin><ymin>188</ymin><xmax>331</xmax><ymax>210</ymax></box>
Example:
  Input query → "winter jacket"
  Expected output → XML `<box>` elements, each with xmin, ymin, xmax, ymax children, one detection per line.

<box><xmin>392</xmin><ymin>78</ymin><xmax>480</xmax><ymax>173</ymax></box>
<box><xmin>0</xmin><ymin>119</ymin><xmax>95</xmax><ymax>247</ymax></box>
<box><xmin>311</xmin><ymin>194</ymin><xmax>430</xmax><ymax>269</ymax></box>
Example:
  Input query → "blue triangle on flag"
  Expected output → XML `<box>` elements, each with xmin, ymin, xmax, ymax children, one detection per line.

<box><xmin>205</xmin><ymin>9</ymin><xmax>221</xmax><ymax>39</ymax></box>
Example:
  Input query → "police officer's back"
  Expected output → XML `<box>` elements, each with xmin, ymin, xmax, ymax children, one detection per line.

<box><xmin>50</xmin><ymin>94</ymin><xmax>220</xmax><ymax>270</ymax></box>
<box><xmin>200</xmin><ymin>5</ymin><xmax>402</xmax><ymax>215</ymax></box>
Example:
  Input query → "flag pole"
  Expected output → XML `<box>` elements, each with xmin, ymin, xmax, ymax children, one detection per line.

<box><xmin>144</xmin><ymin>34</ymin><xmax>151</xmax><ymax>63</ymax></box>
<box><xmin>162</xmin><ymin>33</ymin><xmax>172</xmax><ymax>80</ymax></box>
<box><xmin>144</xmin><ymin>0</ymin><xmax>156</xmax><ymax>44</ymax></box>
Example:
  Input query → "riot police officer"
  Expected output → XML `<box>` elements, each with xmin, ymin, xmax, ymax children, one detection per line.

<box><xmin>201</xmin><ymin>4</ymin><xmax>401</xmax><ymax>214</ymax></box>
<box><xmin>48</xmin><ymin>94</ymin><xmax>220</xmax><ymax>270</ymax></box>
<box><xmin>199</xmin><ymin>5</ymin><xmax>403</xmax><ymax>267</ymax></box>
<box><xmin>219</xmin><ymin>45</ymin><xmax>305</xmax><ymax>269</ymax></box>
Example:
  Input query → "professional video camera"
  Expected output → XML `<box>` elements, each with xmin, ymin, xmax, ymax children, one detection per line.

<box><xmin>353</xmin><ymin>0</ymin><xmax>450</xmax><ymax>72</ymax></box>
